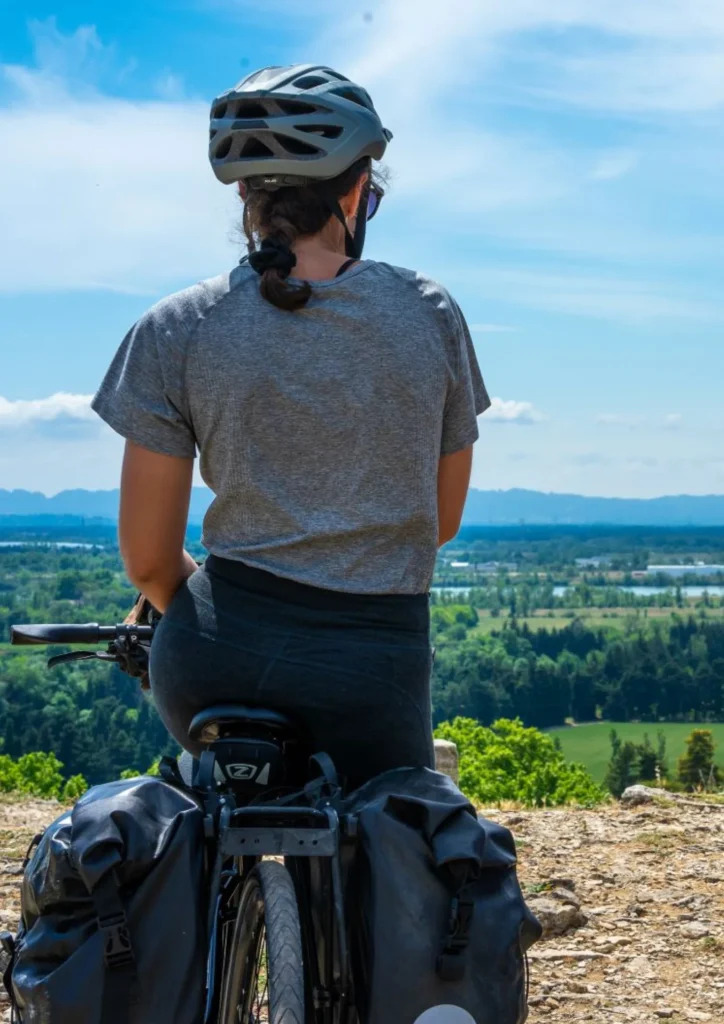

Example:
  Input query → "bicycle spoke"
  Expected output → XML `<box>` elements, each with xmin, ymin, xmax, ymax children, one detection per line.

<box><xmin>239</xmin><ymin>923</ymin><xmax>269</xmax><ymax>1024</ymax></box>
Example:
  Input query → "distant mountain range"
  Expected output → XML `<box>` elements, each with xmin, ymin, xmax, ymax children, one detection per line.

<box><xmin>1</xmin><ymin>487</ymin><xmax>723</xmax><ymax>526</ymax></box>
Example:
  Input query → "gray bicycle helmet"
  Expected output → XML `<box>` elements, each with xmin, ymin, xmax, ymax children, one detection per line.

<box><xmin>208</xmin><ymin>63</ymin><xmax>392</xmax><ymax>188</ymax></box>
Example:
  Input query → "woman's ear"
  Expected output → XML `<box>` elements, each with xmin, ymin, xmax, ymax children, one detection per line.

<box><xmin>339</xmin><ymin>173</ymin><xmax>369</xmax><ymax>220</ymax></box>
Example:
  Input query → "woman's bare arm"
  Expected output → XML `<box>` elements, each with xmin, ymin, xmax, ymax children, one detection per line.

<box><xmin>119</xmin><ymin>441</ymin><xmax>198</xmax><ymax>612</ymax></box>
<box><xmin>437</xmin><ymin>446</ymin><xmax>473</xmax><ymax>547</ymax></box>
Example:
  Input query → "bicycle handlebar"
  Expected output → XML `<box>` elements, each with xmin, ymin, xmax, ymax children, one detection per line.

<box><xmin>10</xmin><ymin>623</ymin><xmax>155</xmax><ymax>646</ymax></box>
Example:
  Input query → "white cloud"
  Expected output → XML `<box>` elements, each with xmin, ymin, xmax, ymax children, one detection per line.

<box><xmin>155</xmin><ymin>72</ymin><xmax>186</xmax><ymax>101</ymax></box>
<box><xmin>470</xmin><ymin>324</ymin><xmax>517</xmax><ymax>334</ymax></box>
<box><xmin>596</xmin><ymin>413</ymin><xmax>646</xmax><ymax>428</ymax></box>
<box><xmin>595</xmin><ymin>412</ymin><xmax>687</xmax><ymax>430</ymax></box>
<box><xmin>541</xmin><ymin>44</ymin><xmax>724</xmax><ymax>114</ymax></box>
<box><xmin>27</xmin><ymin>17</ymin><xmax>109</xmax><ymax>87</ymax></box>
<box><xmin>341</xmin><ymin>0</ymin><xmax>724</xmax><ymax>115</ymax></box>
<box><xmin>485</xmin><ymin>398</ymin><xmax>546</xmax><ymax>424</ymax></box>
<box><xmin>0</xmin><ymin>26</ymin><xmax>237</xmax><ymax>295</ymax></box>
<box><xmin>0</xmin><ymin>393</ymin><xmax>95</xmax><ymax>428</ymax></box>
<box><xmin>591</xmin><ymin>151</ymin><xmax>639</xmax><ymax>181</ymax></box>
<box><xmin>472</xmin><ymin>268</ymin><xmax>719</xmax><ymax>323</ymax></box>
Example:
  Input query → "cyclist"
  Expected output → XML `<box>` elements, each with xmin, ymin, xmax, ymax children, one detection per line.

<box><xmin>92</xmin><ymin>64</ymin><xmax>490</xmax><ymax>791</ymax></box>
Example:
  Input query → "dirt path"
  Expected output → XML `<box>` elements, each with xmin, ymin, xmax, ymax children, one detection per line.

<box><xmin>0</xmin><ymin>797</ymin><xmax>722</xmax><ymax>1022</ymax></box>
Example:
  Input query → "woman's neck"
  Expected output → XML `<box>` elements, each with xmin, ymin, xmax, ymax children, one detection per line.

<box><xmin>291</xmin><ymin>235</ymin><xmax>353</xmax><ymax>282</ymax></box>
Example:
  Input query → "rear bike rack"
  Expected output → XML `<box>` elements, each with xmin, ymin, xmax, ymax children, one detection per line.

<box><xmin>199</xmin><ymin>752</ymin><xmax>354</xmax><ymax>1024</ymax></box>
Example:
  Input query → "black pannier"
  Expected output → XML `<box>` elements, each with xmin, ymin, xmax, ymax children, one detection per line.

<box><xmin>342</xmin><ymin>767</ymin><xmax>542</xmax><ymax>1024</ymax></box>
<box><xmin>4</xmin><ymin>775</ymin><xmax>207</xmax><ymax>1024</ymax></box>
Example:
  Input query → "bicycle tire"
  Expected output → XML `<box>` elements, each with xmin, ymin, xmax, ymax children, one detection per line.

<box><xmin>219</xmin><ymin>860</ymin><xmax>305</xmax><ymax>1024</ymax></box>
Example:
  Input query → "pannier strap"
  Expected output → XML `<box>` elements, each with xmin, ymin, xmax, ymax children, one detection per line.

<box><xmin>0</xmin><ymin>931</ymin><xmax>17</xmax><ymax>1021</ymax></box>
<box><xmin>436</xmin><ymin>893</ymin><xmax>474</xmax><ymax>983</ymax></box>
<box><xmin>23</xmin><ymin>833</ymin><xmax>44</xmax><ymax>870</ymax></box>
<box><xmin>92</xmin><ymin>871</ymin><xmax>139</xmax><ymax>1022</ymax></box>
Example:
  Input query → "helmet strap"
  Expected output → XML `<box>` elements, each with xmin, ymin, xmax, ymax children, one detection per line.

<box><xmin>319</xmin><ymin>182</ymin><xmax>370</xmax><ymax>260</ymax></box>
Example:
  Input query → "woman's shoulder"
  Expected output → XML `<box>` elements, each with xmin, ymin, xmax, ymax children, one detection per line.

<box><xmin>365</xmin><ymin>262</ymin><xmax>463</xmax><ymax>324</ymax></box>
<box><xmin>134</xmin><ymin>267</ymin><xmax>254</xmax><ymax>337</ymax></box>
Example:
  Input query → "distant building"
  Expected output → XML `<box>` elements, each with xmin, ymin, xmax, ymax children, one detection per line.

<box><xmin>450</xmin><ymin>561</ymin><xmax>470</xmax><ymax>569</ymax></box>
<box><xmin>575</xmin><ymin>557</ymin><xmax>610</xmax><ymax>569</ymax></box>
<box><xmin>646</xmin><ymin>565</ymin><xmax>724</xmax><ymax>578</ymax></box>
<box><xmin>475</xmin><ymin>561</ymin><xmax>517</xmax><ymax>574</ymax></box>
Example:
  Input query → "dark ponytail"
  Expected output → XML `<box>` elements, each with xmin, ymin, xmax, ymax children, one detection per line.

<box><xmin>243</xmin><ymin>197</ymin><xmax>313</xmax><ymax>312</ymax></box>
<box><xmin>242</xmin><ymin>157</ymin><xmax>379</xmax><ymax>312</ymax></box>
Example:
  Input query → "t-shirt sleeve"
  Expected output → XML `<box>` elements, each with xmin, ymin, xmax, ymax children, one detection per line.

<box><xmin>440</xmin><ymin>299</ymin><xmax>491</xmax><ymax>456</ymax></box>
<box><xmin>91</xmin><ymin>305</ymin><xmax>197</xmax><ymax>459</ymax></box>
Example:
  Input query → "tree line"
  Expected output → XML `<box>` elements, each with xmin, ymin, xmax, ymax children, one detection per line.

<box><xmin>431</xmin><ymin>608</ymin><xmax>724</xmax><ymax>728</ymax></box>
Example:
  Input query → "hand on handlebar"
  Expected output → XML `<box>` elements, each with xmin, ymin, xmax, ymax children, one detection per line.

<box><xmin>122</xmin><ymin>595</ymin><xmax>161</xmax><ymax>689</ymax></box>
<box><xmin>125</xmin><ymin>593</ymin><xmax>162</xmax><ymax>629</ymax></box>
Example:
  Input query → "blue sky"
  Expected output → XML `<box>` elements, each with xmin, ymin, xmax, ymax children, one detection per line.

<box><xmin>1</xmin><ymin>0</ymin><xmax>722</xmax><ymax>497</ymax></box>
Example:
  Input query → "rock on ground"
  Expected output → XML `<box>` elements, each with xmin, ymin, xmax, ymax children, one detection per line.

<box><xmin>434</xmin><ymin>738</ymin><xmax>459</xmax><ymax>785</ymax></box>
<box><xmin>0</xmin><ymin>796</ymin><xmax>723</xmax><ymax>1022</ymax></box>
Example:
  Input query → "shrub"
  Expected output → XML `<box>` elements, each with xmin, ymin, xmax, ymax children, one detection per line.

<box><xmin>16</xmin><ymin>752</ymin><xmax>65</xmax><ymax>799</ymax></box>
<box><xmin>0</xmin><ymin>751</ymin><xmax>88</xmax><ymax>802</ymax></box>
<box><xmin>0</xmin><ymin>754</ymin><xmax>20</xmax><ymax>793</ymax></box>
<box><xmin>62</xmin><ymin>775</ymin><xmax>89</xmax><ymax>803</ymax></box>
<box><xmin>678</xmin><ymin>729</ymin><xmax>721</xmax><ymax>792</ymax></box>
<box><xmin>435</xmin><ymin>716</ymin><xmax>607</xmax><ymax>808</ymax></box>
<box><xmin>120</xmin><ymin>760</ymin><xmax>161</xmax><ymax>781</ymax></box>
<box><xmin>604</xmin><ymin>729</ymin><xmax>670</xmax><ymax>798</ymax></box>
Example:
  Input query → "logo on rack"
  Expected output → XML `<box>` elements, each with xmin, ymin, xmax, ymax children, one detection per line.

<box><xmin>226</xmin><ymin>763</ymin><xmax>257</xmax><ymax>781</ymax></box>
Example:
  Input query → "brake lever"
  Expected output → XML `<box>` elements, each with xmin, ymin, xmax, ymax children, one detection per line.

<box><xmin>47</xmin><ymin>650</ymin><xmax>104</xmax><ymax>668</ymax></box>
<box><xmin>44</xmin><ymin>637</ymin><xmax>150</xmax><ymax>680</ymax></box>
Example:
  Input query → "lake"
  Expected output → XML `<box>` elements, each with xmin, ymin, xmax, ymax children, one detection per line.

<box><xmin>433</xmin><ymin>584</ymin><xmax>724</xmax><ymax>598</ymax></box>
<box><xmin>0</xmin><ymin>542</ymin><xmax>102</xmax><ymax>550</ymax></box>
<box><xmin>553</xmin><ymin>585</ymin><xmax>724</xmax><ymax>598</ymax></box>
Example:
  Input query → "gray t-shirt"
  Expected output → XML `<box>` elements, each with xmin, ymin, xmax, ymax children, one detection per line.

<box><xmin>92</xmin><ymin>260</ymin><xmax>490</xmax><ymax>594</ymax></box>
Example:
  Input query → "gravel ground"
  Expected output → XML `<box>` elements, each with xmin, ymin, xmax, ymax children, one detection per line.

<box><xmin>489</xmin><ymin>798</ymin><xmax>724</xmax><ymax>1023</ymax></box>
<box><xmin>0</xmin><ymin>796</ymin><xmax>722</xmax><ymax>1022</ymax></box>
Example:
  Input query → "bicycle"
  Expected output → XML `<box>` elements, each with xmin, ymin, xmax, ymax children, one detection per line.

<box><xmin>10</xmin><ymin>621</ymin><xmax>357</xmax><ymax>1024</ymax></box>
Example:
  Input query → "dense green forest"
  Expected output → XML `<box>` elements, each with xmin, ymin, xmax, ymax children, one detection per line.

<box><xmin>1</xmin><ymin>528</ymin><xmax>723</xmax><ymax>785</ymax></box>
<box><xmin>0</xmin><ymin>547</ymin><xmax>175</xmax><ymax>783</ymax></box>
<box><xmin>431</xmin><ymin>608</ymin><xmax>724</xmax><ymax>727</ymax></box>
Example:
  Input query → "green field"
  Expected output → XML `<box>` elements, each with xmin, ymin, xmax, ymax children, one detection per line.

<box><xmin>548</xmin><ymin>721</ymin><xmax>724</xmax><ymax>782</ymax></box>
<box><xmin>469</xmin><ymin>607</ymin><xmax>724</xmax><ymax>636</ymax></box>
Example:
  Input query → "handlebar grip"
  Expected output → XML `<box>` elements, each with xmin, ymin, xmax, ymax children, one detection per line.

<box><xmin>11</xmin><ymin>623</ymin><xmax>103</xmax><ymax>646</ymax></box>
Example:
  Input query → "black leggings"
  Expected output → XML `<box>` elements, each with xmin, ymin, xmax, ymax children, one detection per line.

<box><xmin>150</xmin><ymin>556</ymin><xmax>434</xmax><ymax>791</ymax></box>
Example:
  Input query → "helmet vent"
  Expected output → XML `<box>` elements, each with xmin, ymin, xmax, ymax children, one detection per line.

<box><xmin>297</xmin><ymin>123</ymin><xmax>343</xmax><ymax>139</ymax></box>
<box><xmin>235</xmin><ymin>100</ymin><xmax>269</xmax><ymax>119</ymax></box>
<box><xmin>239</xmin><ymin>137</ymin><xmax>275</xmax><ymax>159</ymax></box>
<box><xmin>212</xmin><ymin>103</ymin><xmax>228</xmax><ymax>120</ymax></box>
<box><xmin>274</xmin><ymin>134</ymin><xmax>320</xmax><ymax>156</ymax></box>
<box><xmin>215</xmin><ymin>137</ymin><xmax>233</xmax><ymax>159</ymax></box>
<box><xmin>331</xmin><ymin>87</ymin><xmax>373</xmax><ymax>110</ymax></box>
<box><xmin>276</xmin><ymin>99</ymin><xmax>318</xmax><ymax>116</ymax></box>
<box><xmin>294</xmin><ymin>75</ymin><xmax>327</xmax><ymax>90</ymax></box>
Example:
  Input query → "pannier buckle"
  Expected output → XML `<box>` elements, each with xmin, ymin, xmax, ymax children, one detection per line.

<box><xmin>436</xmin><ymin>895</ymin><xmax>474</xmax><ymax>982</ymax></box>
<box><xmin>99</xmin><ymin>913</ymin><xmax>135</xmax><ymax>970</ymax></box>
